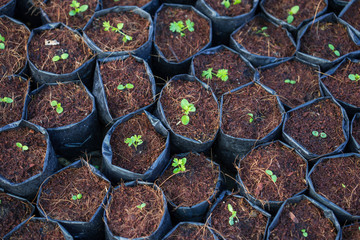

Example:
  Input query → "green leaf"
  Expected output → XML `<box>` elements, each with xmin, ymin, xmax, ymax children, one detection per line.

<box><xmin>221</xmin><ymin>0</ymin><xmax>230</xmax><ymax>8</ymax></box>
<box><xmin>79</xmin><ymin>4</ymin><xmax>88</xmax><ymax>12</ymax></box>
<box><xmin>180</xmin><ymin>158</ymin><xmax>186</xmax><ymax>165</ymax></box>
<box><xmin>117</xmin><ymin>23</ymin><xmax>124</xmax><ymax>30</ymax></box>
<box><xmin>52</xmin><ymin>55</ymin><xmax>60</xmax><ymax>62</ymax></box>
<box><xmin>172</xmin><ymin>158</ymin><xmax>179</xmax><ymax>167</ymax></box>
<box><xmin>0</xmin><ymin>34</ymin><xmax>5</xmax><ymax>42</ymax></box>
<box><xmin>103</xmin><ymin>21</ymin><xmax>111</xmax><ymax>31</ymax></box>
<box><xmin>0</xmin><ymin>43</ymin><xmax>5</xmax><ymax>50</ymax></box>
<box><xmin>181</xmin><ymin>99</ymin><xmax>190</xmax><ymax>109</ymax></box>
<box><xmin>328</xmin><ymin>44</ymin><xmax>335</xmax><ymax>51</ymax></box>
<box><xmin>284</xmin><ymin>79</ymin><xmax>291</xmax><ymax>83</ymax></box>
<box><xmin>169</xmin><ymin>21</ymin><xmax>184</xmax><ymax>33</ymax></box>
<box><xmin>320</xmin><ymin>132</ymin><xmax>327</xmax><ymax>138</ymax></box>
<box><xmin>77</xmin><ymin>193</ymin><xmax>82</xmax><ymax>199</ymax></box>
<box><xmin>51</xmin><ymin>100</ymin><xmax>58</xmax><ymax>107</ymax></box>
<box><xmin>312</xmin><ymin>131</ymin><xmax>319</xmax><ymax>137</ymax></box>
<box><xmin>334</xmin><ymin>50</ymin><xmax>340</xmax><ymax>57</ymax></box>
<box><xmin>173</xmin><ymin>168</ymin><xmax>180</xmax><ymax>174</ymax></box>
<box><xmin>216</xmin><ymin>69</ymin><xmax>229</xmax><ymax>81</ymax></box>
<box><xmin>117</xmin><ymin>84</ymin><xmax>125</xmax><ymax>90</ymax></box>
<box><xmin>2</xmin><ymin>97</ymin><xmax>13</xmax><ymax>103</ymax></box>
<box><xmin>202</xmin><ymin>68</ymin><xmax>213</xmax><ymax>79</ymax></box>
<box><xmin>271</xmin><ymin>174</ymin><xmax>277</xmax><ymax>183</ymax></box>
<box><xmin>188</xmin><ymin>104</ymin><xmax>196</xmax><ymax>112</ymax></box>
<box><xmin>61</xmin><ymin>53</ymin><xmax>69</xmax><ymax>59</ymax></box>
<box><xmin>70</xmin><ymin>0</ymin><xmax>79</xmax><ymax>8</ymax></box>
<box><xmin>290</xmin><ymin>5</ymin><xmax>299</xmax><ymax>15</ymax></box>
<box><xmin>342</xmin><ymin>184</ymin><xmax>346</xmax><ymax>188</ymax></box>
<box><xmin>228</xmin><ymin>204</ymin><xmax>234</xmax><ymax>212</ymax></box>
<box><xmin>126</xmin><ymin>83</ymin><xmax>134</xmax><ymax>89</ymax></box>
<box><xmin>56</xmin><ymin>106</ymin><xmax>63</xmax><ymax>114</ymax></box>
<box><xmin>287</xmin><ymin>15</ymin><xmax>294</xmax><ymax>24</ymax></box>
<box><xmin>181</xmin><ymin>115</ymin><xmax>190</xmax><ymax>125</ymax></box>
<box><xmin>186</xmin><ymin>19</ymin><xmax>195</xmax><ymax>32</ymax></box>
<box><xmin>72</xmin><ymin>195</ymin><xmax>77</xmax><ymax>200</ymax></box>
<box><xmin>234</xmin><ymin>0</ymin><xmax>241</xmax><ymax>4</ymax></box>
<box><xmin>69</xmin><ymin>10</ymin><xmax>76</xmax><ymax>16</ymax></box>
<box><xmin>16</xmin><ymin>142</ymin><xmax>22</xmax><ymax>148</ymax></box>
<box><xmin>290</xmin><ymin>80</ymin><xmax>296</xmax><ymax>84</ymax></box>
<box><xmin>265</xmin><ymin>169</ymin><xmax>273</xmax><ymax>176</ymax></box>
<box><xmin>349</xmin><ymin>74</ymin><xmax>356</xmax><ymax>81</ymax></box>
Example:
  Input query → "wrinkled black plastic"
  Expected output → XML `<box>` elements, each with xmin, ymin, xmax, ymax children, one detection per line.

<box><xmin>0</xmin><ymin>0</ymin><xmax>15</xmax><ymax>17</ymax></box>
<box><xmin>93</xmin><ymin>55</ymin><xmax>157</xmax><ymax>125</ymax></box>
<box><xmin>349</xmin><ymin>113</ymin><xmax>360</xmax><ymax>153</ymax></box>
<box><xmin>27</xmin><ymin>23</ymin><xmax>96</xmax><ymax>86</ymax></box>
<box><xmin>24</xmin><ymin>80</ymin><xmax>101</xmax><ymax>159</ymax></box>
<box><xmin>100</xmin><ymin>0</ymin><xmax>160</xmax><ymax>15</ymax></box>
<box><xmin>266</xmin><ymin>195</ymin><xmax>341</xmax><ymax>240</ymax></box>
<box><xmin>36</xmin><ymin>159</ymin><xmax>111</xmax><ymax>240</ymax></box>
<box><xmin>282</xmin><ymin>97</ymin><xmax>349</xmax><ymax>161</ymax></box>
<box><xmin>0</xmin><ymin>120</ymin><xmax>58</xmax><ymax>200</ymax></box>
<box><xmin>162</xmin><ymin>222</ymin><xmax>218</xmax><ymax>240</ymax></box>
<box><xmin>104</xmin><ymin>181</ymin><xmax>172</xmax><ymax>240</ymax></box>
<box><xmin>102</xmin><ymin>110</ymin><xmax>170</xmax><ymax>183</ymax></box>
<box><xmin>82</xmin><ymin>6</ymin><xmax>153</xmax><ymax>61</ymax></box>
<box><xmin>339</xmin><ymin>0</ymin><xmax>360</xmax><ymax>45</ymax></box>
<box><xmin>156</xmin><ymin>74</ymin><xmax>219</xmax><ymax>153</ymax></box>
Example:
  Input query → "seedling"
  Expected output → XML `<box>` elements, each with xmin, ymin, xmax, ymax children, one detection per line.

<box><xmin>284</xmin><ymin>79</ymin><xmax>296</xmax><ymax>84</ymax></box>
<box><xmin>265</xmin><ymin>169</ymin><xmax>277</xmax><ymax>183</ymax></box>
<box><xmin>50</xmin><ymin>100</ymin><xmax>64</xmax><ymax>114</ymax></box>
<box><xmin>180</xmin><ymin>99</ymin><xmax>196</xmax><ymax>125</ymax></box>
<box><xmin>52</xmin><ymin>53</ymin><xmax>69</xmax><ymax>62</ymax></box>
<box><xmin>247</xmin><ymin>113</ymin><xmax>254</xmax><ymax>123</ymax></box>
<box><xmin>255</xmin><ymin>27</ymin><xmax>270</xmax><ymax>37</ymax></box>
<box><xmin>16</xmin><ymin>142</ymin><xmax>29</xmax><ymax>151</ymax></box>
<box><xmin>0</xmin><ymin>97</ymin><xmax>13</xmax><ymax>103</ymax></box>
<box><xmin>117</xmin><ymin>83</ymin><xmax>134</xmax><ymax>90</ymax></box>
<box><xmin>287</xmin><ymin>5</ymin><xmax>299</xmax><ymax>24</ymax></box>
<box><xmin>301</xmin><ymin>229</ymin><xmax>308</xmax><ymax>238</ymax></box>
<box><xmin>328</xmin><ymin>44</ymin><xmax>340</xmax><ymax>57</ymax></box>
<box><xmin>348</xmin><ymin>73</ymin><xmax>360</xmax><ymax>82</ymax></box>
<box><xmin>202</xmin><ymin>68</ymin><xmax>229</xmax><ymax>81</ymax></box>
<box><xmin>169</xmin><ymin>19</ymin><xmax>194</xmax><ymax>37</ymax></box>
<box><xmin>103</xmin><ymin>21</ymin><xmax>133</xmax><ymax>43</ymax></box>
<box><xmin>124</xmin><ymin>135</ymin><xmax>143</xmax><ymax>150</ymax></box>
<box><xmin>0</xmin><ymin>34</ymin><xmax>5</xmax><ymax>50</ymax></box>
<box><xmin>172</xmin><ymin>157</ymin><xmax>187</xmax><ymax>174</ymax></box>
<box><xmin>312</xmin><ymin>131</ymin><xmax>327</xmax><ymax>138</ymax></box>
<box><xmin>342</xmin><ymin>184</ymin><xmax>346</xmax><ymax>188</ymax></box>
<box><xmin>136</xmin><ymin>203</ymin><xmax>146</xmax><ymax>210</ymax></box>
<box><xmin>227</xmin><ymin>204</ymin><xmax>239</xmax><ymax>226</ymax></box>
<box><xmin>71</xmin><ymin>193</ymin><xmax>83</xmax><ymax>200</ymax></box>
<box><xmin>221</xmin><ymin>0</ymin><xmax>241</xmax><ymax>8</ymax></box>
<box><xmin>69</xmin><ymin>0</ymin><xmax>88</xmax><ymax>16</ymax></box>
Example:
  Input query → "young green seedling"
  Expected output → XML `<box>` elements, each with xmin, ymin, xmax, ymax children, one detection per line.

<box><xmin>287</xmin><ymin>5</ymin><xmax>299</xmax><ymax>24</ymax></box>
<box><xmin>180</xmin><ymin>99</ymin><xmax>196</xmax><ymax>125</ymax></box>
<box><xmin>256</xmin><ymin>27</ymin><xmax>270</xmax><ymax>37</ymax></box>
<box><xmin>348</xmin><ymin>73</ymin><xmax>360</xmax><ymax>82</ymax></box>
<box><xmin>227</xmin><ymin>204</ymin><xmax>239</xmax><ymax>226</ymax></box>
<box><xmin>328</xmin><ymin>44</ymin><xmax>340</xmax><ymax>57</ymax></box>
<box><xmin>301</xmin><ymin>229</ymin><xmax>308</xmax><ymax>238</ymax></box>
<box><xmin>136</xmin><ymin>203</ymin><xmax>146</xmax><ymax>210</ymax></box>
<box><xmin>284</xmin><ymin>79</ymin><xmax>296</xmax><ymax>84</ymax></box>
<box><xmin>52</xmin><ymin>53</ymin><xmax>69</xmax><ymax>62</ymax></box>
<box><xmin>221</xmin><ymin>0</ymin><xmax>241</xmax><ymax>8</ymax></box>
<box><xmin>202</xmin><ymin>68</ymin><xmax>229</xmax><ymax>81</ymax></box>
<box><xmin>312</xmin><ymin>131</ymin><xmax>327</xmax><ymax>138</ymax></box>
<box><xmin>50</xmin><ymin>100</ymin><xmax>64</xmax><ymax>114</ymax></box>
<box><xmin>169</xmin><ymin>19</ymin><xmax>195</xmax><ymax>37</ymax></box>
<box><xmin>71</xmin><ymin>193</ymin><xmax>83</xmax><ymax>200</ymax></box>
<box><xmin>0</xmin><ymin>97</ymin><xmax>13</xmax><ymax>103</ymax></box>
<box><xmin>69</xmin><ymin>0</ymin><xmax>88</xmax><ymax>16</ymax></box>
<box><xmin>265</xmin><ymin>169</ymin><xmax>277</xmax><ymax>183</ymax></box>
<box><xmin>117</xmin><ymin>83</ymin><xmax>134</xmax><ymax>90</ymax></box>
<box><xmin>247</xmin><ymin>113</ymin><xmax>254</xmax><ymax>123</ymax></box>
<box><xmin>172</xmin><ymin>157</ymin><xmax>187</xmax><ymax>174</ymax></box>
<box><xmin>124</xmin><ymin>135</ymin><xmax>143</xmax><ymax>150</ymax></box>
<box><xmin>103</xmin><ymin>21</ymin><xmax>133</xmax><ymax>43</ymax></box>
<box><xmin>16</xmin><ymin>142</ymin><xmax>29</xmax><ymax>151</ymax></box>
<box><xmin>342</xmin><ymin>183</ymin><xmax>346</xmax><ymax>188</ymax></box>
<box><xmin>0</xmin><ymin>34</ymin><xmax>5</xmax><ymax>50</ymax></box>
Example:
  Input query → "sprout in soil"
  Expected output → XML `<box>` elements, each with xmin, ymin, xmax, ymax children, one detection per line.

<box><xmin>348</xmin><ymin>73</ymin><xmax>360</xmax><ymax>82</ymax></box>
<box><xmin>328</xmin><ymin>44</ymin><xmax>340</xmax><ymax>57</ymax></box>
<box><xmin>50</xmin><ymin>100</ymin><xmax>64</xmax><ymax>114</ymax></box>
<box><xmin>71</xmin><ymin>193</ymin><xmax>83</xmax><ymax>200</ymax></box>
<box><xmin>16</xmin><ymin>142</ymin><xmax>29</xmax><ymax>151</ymax></box>
<box><xmin>227</xmin><ymin>204</ymin><xmax>239</xmax><ymax>226</ymax></box>
<box><xmin>265</xmin><ymin>169</ymin><xmax>277</xmax><ymax>183</ymax></box>
<box><xmin>284</xmin><ymin>79</ymin><xmax>296</xmax><ymax>84</ymax></box>
<box><xmin>202</xmin><ymin>68</ymin><xmax>229</xmax><ymax>82</ymax></box>
<box><xmin>117</xmin><ymin>83</ymin><xmax>134</xmax><ymax>90</ymax></box>
<box><xmin>136</xmin><ymin>203</ymin><xmax>146</xmax><ymax>210</ymax></box>
<box><xmin>103</xmin><ymin>21</ymin><xmax>133</xmax><ymax>43</ymax></box>
<box><xmin>169</xmin><ymin>19</ymin><xmax>194</xmax><ymax>37</ymax></box>
<box><xmin>287</xmin><ymin>5</ymin><xmax>299</xmax><ymax>24</ymax></box>
<box><xmin>342</xmin><ymin>183</ymin><xmax>346</xmax><ymax>188</ymax></box>
<box><xmin>52</xmin><ymin>53</ymin><xmax>69</xmax><ymax>62</ymax></box>
<box><xmin>172</xmin><ymin>157</ymin><xmax>187</xmax><ymax>174</ymax></box>
<box><xmin>247</xmin><ymin>113</ymin><xmax>254</xmax><ymax>123</ymax></box>
<box><xmin>312</xmin><ymin>131</ymin><xmax>327</xmax><ymax>138</ymax></box>
<box><xmin>180</xmin><ymin>99</ymin><xmax>196</xmax><ymax>125</ymax></box>
<box><xmin>255</xmin><ymin>27</ymin><xmax>270</xmax><ymax>37</ymax></box>
<box><xmin>301</xmin><ymin>229</ymin><xmax>308</xmax><ymax>238</ymax></box>
<box><xmin>221</xmin><ymin>0</ymin><xmax>241</xmax><ymax>8</ymax></box>
<box><xmin>0</xmin><ymin>34</ymin><xmax>5</xmax><ymax>50</ymax></box>
<box><xmin>0</xmin><ymin>97</ymin><xmax>13</xmax><ymax>103</ymax></box>
<box><xmin>124</xmin><ymin>135</ymin><xmax>143</xmax><ymax>150</ymax></box>
<box><xmin>69</xmin><ymin>0</ymin><xmax>88</xmax><ymax>16</ymax></box>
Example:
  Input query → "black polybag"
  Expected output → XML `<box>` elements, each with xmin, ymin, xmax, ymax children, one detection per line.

<box><xmin>162</xmin><ymin>222</ymin><xmax>218</xmax><ymax>240</ymax></box>
<box><xmin>339</xmin><ymin>0</ymin><xmax>360</xmax><ymax>44</ymax></box>
<box><xmin>349</xmin><ymin>113</ymin><xmax>360</xmax><ymax>153</ymax></box>
<box><xmin>100</xmin><ymin>0</ymin><xmax>160</xmax><ymax>15</ymax></box>
<box><xmin>0</xmin><ymin>0</ymin><xmax>15</xmax><ymax>17</ymax></box>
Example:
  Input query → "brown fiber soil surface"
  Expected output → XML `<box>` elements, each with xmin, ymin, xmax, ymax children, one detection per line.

<box><xmin>0</xmin><ymin>76</ymin><xmax>28</xmax><ymax>128</ymax></box>
<box><xmin>342</xmin><ymin>222</ymin><xmax>360</xmax><ymax>240</ymax></box>
<box><xmin>0</xmin><ymin>17</ymin><xmax>29</xmax><ymax>77</ymax></box>
<box><xmin>166</xmin><ymin>223</ymin><xmax>215</xmax><ymax>240</ymax></box>
<box><xmin>155</xmin><ymin>6</ymin><xmax>210</xmax><ymax>62</ymax></box>
<box><xmin>233</xmin><ymin>15</ymin><xmax>295</xmax><ymax>58</ymax></box>
<box><xmin>102</xmin><ymin>0</ymin><xmax>151</xmax><ymax>9</ymax></box>
<box><xmin>160</xmin><ymin>79</ymin><xmax>219</xmax><ymax>142</ymax></box>
<box><xmin>38</xmin><ymin>0</ymin><xmax>99</xmax><ymax>29</ymax></box>
<box><xmin>38</xmin><ymin>165</ymin><xmax>109</xmax><ymax>222</ymax></box>
<box><xmin>263</xmin><ymin>0</ymin><xmax>327</xmax><ymax>27</ymax></box>
<box><xmin>193</xmin><ymin>48</ymin><xmax>254</xmax><ymax>99</ymax></box>
<box><xmin>259</xmin><ymin>59</ymin><xmax>320</xmax><ymax>108</ymax></box>
<box><xmin>27</xmin><ymin>83</ymin><xmax>92</xmax><ymax>129</ymax></box>
<box><xmin>106</xmin><ymin>184</ymin><xmax>164</xmax><ymax>238</ymax></box>
<box><xmin>157</xmin><ymin>153</ymin><xmax>219</xmax><ymax>207</ymax></box>
<box><xmin>110</xmin><ymin>113</ymin><xmax>166</xmax><ymax>174</ymax></box>
<box><xmin>0</xmin><ymin>0</ymin><xmax>10</xmax><ymax>6</ymax></box>
<box><xmin>0</xmin><ymin>127</ymin><xmax>46</xmax><ymax>183</ymax></box>
<box><xmin>341</xmin><ymin>0</ymin><xmax>360</xmax><ymax>32</ymax></box>
<box><xmin>284</xmin><ymin>98</ymin><xmax>345</xmax><ymax>156</ymax></box>
<box><xmin>239</xmin><ymin>141</ymin><xmax>307</xmax><ymax>202</ymax></box>
<box><xmin>100</xmin><ymin>57</ymin><xmax>153</xmax><ymax>119</ymax></box>
<box><xmin>28</xmin><ymin>27</ymin><xmax>93</xmax><ymax>74</ymax></box>
<box><xmin>299</xmin><ymin>21</ymin><xmax>360</xmax><ymax>61</ymax></box>
<box><xmin>353</xmin><ymin>116</ymin><xmax>360</xmax><ymax>143</ymax></box>
<box><xmin>0</xmin><ymin>192</ymin><xmax>33</xmax><ymax>238</ymax></box>
<box><xmin>221</xmin><ymin>83</ymin><xmax>282</xmax><ymax>139</ymax></box>
<box><xmin>8</xmin><ymin>219</ymin><xmax>65</xmax><ymax>240</ymax></box>
<box><xmin>204</xmin><ymin>0</ymin><xmax>253</xmax><ymax>17</ymax></box>
<box><xmin>84</xmin><ymin>11</ymin><xmax>150</xmax><ymax>52</ymax></box>
<box><xmin>321</xmin><ymin>59</ymin><xmax>360</xmax><ymax>107</ymax></box>
<box><xmin>269</xmin><ymin>199</ymin><xmax>338</xmax><ymax>239</ymax></box>
<box><xmin>211</xmin><ymin>195</ymin><xmax>268</xmax><ymax>240</ymax></box>
<box><xmin>311</xmin><ymin>156</ymin><xmax>360</xmax><ymax>216</ymax></box>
